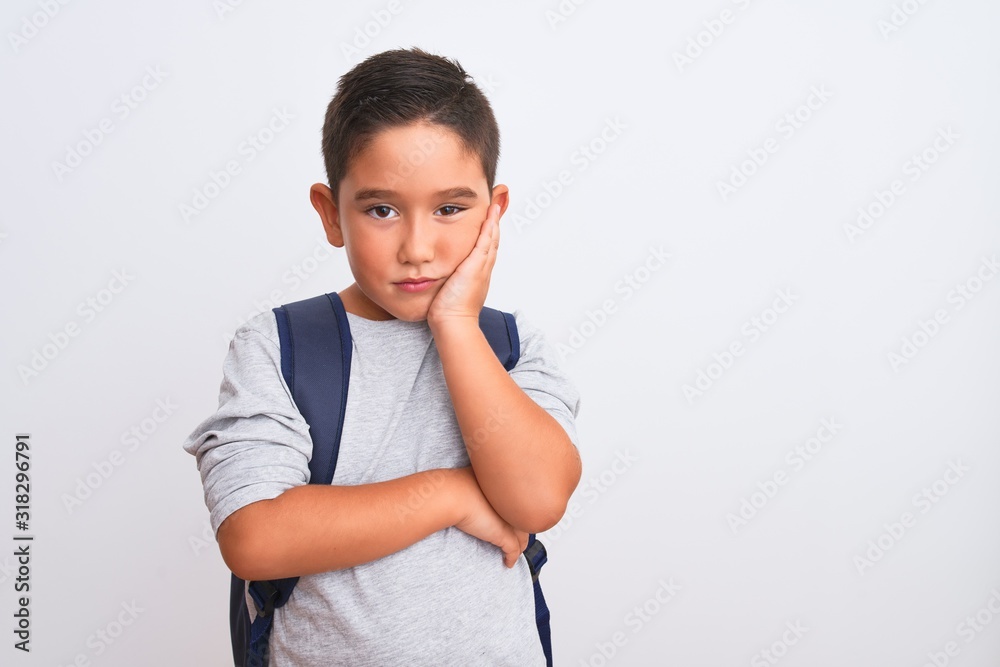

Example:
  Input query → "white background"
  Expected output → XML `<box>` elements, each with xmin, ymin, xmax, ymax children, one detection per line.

<box><xmin>3</xmin><ymin>0</ymin><xmax>1000</xmax><ymax>665</ymax></box>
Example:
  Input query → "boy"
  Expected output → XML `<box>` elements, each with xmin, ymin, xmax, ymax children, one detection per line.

<box><xmin>182</xmin><ymin>47</ymin><xmax>583</xmax><ymax>666</ymax></box>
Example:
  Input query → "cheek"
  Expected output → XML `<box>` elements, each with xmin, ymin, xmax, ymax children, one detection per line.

<box><xmin>440</xmin><ymin>230</ymin><xmax>477</xmax><ymax>268</ymax></box>
<box><xmin>453</xmin><ymin>219</ymin><xmax>483</xmax><ymax>255</ymax></box>
<box><xmin>345</xmin><ymin>224</ymin><xmax>387</xmax><ymax>269</ymax></box>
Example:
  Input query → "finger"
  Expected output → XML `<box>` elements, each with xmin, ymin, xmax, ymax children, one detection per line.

<box><xmin>506</xmin><ymin>529</ymin><xmax>528</xmax><ymax>567</ymax></box>
<box><xmin>502</xmin><ymin>537</ymin><xmax>517</xmax><ymax>567</ymax></box>
<box><xmin>482</xmin><ymin>202</ymin><xmax>497</xmax><ymax>234</ymax></box>
<box><xmin>486</xmin><ymin>205</ymin><xmax>500</xmax><ymax>257</ymax></box>
<box><xmin>476</xmin><ymin>206</ymin><xmax>496</xmax><ymax>255</ymax></box>
<box><xmin>492</xmin><ymin>206</ymin><xmax>500</xmax><ymax>250</ymax></box>
<box><xmin>482</xmin><ymin>207</ymin><xmax>496</xmax><ymax>255</ymax></box>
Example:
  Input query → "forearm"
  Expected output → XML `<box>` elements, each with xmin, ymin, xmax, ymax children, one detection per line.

<box><xmin>431</xmin><ymin>319</ymin><xmax>582</xmax><ymax>534</ymax></box>
<box><xmin>219</xmin><ymin>468</ymin><xmax>460</xmax><ymax>581</ymax></box>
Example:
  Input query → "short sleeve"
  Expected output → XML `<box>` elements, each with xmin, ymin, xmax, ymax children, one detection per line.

<box><xmin>508</xmin><ymin>310</ymin><xmax>582</xmax><ymax>449</ymax></box>
<box><xmin>181</xmin><ymin>313</ymin><xmax>313</xmax><ymax>537</ymax></box>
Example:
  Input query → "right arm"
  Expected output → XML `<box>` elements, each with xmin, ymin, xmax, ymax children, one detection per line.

<box><xmin>218</xmin><ymin>466</ymin><xmax>528</xmax><ymax>582</ymax></box>
<box><xmin>182</xmin><ymin>323</ymin><xmax>525</xmax><ymax>583</ymax></box>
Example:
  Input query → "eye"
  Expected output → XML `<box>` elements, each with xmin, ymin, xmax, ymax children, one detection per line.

<box><xmin>437</xmin><ymin>205</ymin><xmax>465</xmax><ymax>216</ymax></box>
<box><xmin>365</xmin><ymin>205</ymin><xmax>397</xmax><ymax>220</ymax></box>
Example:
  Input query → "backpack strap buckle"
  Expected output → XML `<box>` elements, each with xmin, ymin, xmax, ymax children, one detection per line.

<box><xmin>523</xmin><ymin>536</ymin><xmax>548</xmax><ymax>582</ymax></box>
<box><xmin>248</xmin><ymin>580</ymin><xmax>281</xmax><ymax>619</ymax></box>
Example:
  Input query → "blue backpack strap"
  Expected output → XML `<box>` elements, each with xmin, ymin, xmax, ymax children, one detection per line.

<box><xmin>478</xmin><ymin>306</ymin><xmax>519</xmax><ymax>371</ymax></box>
<box><xmin>525</xmin><ymin>533</ymin><xmax>552</xmax><ymax>666</ymax></box>
<box><xmin>231</xmin><ymin>292</ymin><xmax>352</xmax><ymax>666</ymax></box>
<box><xmin>275</xmin><ymin>291</ymin><xmax>353</xmax><ymax>485</ymax></box>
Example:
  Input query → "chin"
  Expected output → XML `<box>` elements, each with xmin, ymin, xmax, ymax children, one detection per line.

<box><xmin>400</xmin><ymin>305</ymin><xmax>431</xmax><ymax>323</ymax></box>
<box><xmin>374</xmin><ymin>298</ymin><xmax>419</xmax><ymax>322</ymax></box>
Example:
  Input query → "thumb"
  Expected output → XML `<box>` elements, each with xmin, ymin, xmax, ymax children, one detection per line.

<box><xmin>504</xmin><ymin>530</ymin><xmax>530</xmax><ymax>568</ymax></box>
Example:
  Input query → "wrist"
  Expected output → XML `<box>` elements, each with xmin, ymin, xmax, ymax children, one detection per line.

<box><xmin>439</xmin><ymin>467</ymin><xmax>474</xmax><ymax>527</ymax></box>
<box><xmin>427</xmin><ymin>313</ymin><xmax>480</xmax><ymax>340</ymax></box>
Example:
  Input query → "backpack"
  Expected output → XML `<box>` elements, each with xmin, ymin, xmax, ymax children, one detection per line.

<box><xmin>228</xmin><ymin>290</ymin><xmax>553</xmax><ymax>666</ymax></box>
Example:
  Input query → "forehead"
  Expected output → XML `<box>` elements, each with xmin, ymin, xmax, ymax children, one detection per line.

<box><xmin>342</xmin><ymin>122</ymin><xmax>486</xmax><ymax>200</ymax></box>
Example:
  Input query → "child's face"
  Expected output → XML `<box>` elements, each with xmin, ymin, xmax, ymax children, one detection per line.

<box><xmin>314</xmin><ymin>121</ymin><xmax>508</xmax><ymax>322</ymax></box>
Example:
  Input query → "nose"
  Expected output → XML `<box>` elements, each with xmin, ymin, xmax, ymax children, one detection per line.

<box><xmin>398</xmin><ymin>214</ymin><xmax>436</xmax><ymax>266</ymax></box>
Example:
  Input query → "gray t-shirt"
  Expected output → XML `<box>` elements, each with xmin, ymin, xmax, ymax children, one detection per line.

<box><xmin>182</xmin><ymin>304</ymin><xmax>581</xmax><ymax>666</ymax></box>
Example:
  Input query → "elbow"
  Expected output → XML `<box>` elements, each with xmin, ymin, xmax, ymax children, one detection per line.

<box><xmin>516</xmin><ymin>494</ymin><xmax>573</xmax><ymax>534</ymax></box>
<box><xmin>218</xmin><ymin>502</ymin><xmax>278</xmax><ymax>581</ymax></box>
<box><xmin>519</xmin><ymin>439</ymin><xmax>582</xmax><ymax>534</ymax></box>
<box><xmin>218</xmin><ymin>518</ymin><xmax>258</xmax><ymax>581</ymax></box>
<box><xmin>519</xmin><ymin>510</ymin><xmax>563</xmax><ymax>535</ymax></box>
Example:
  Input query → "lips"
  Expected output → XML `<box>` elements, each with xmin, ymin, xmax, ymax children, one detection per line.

<box><xmin>395</xmin><ymin>277</ymin><xmax>438</xmax><ymax>293</ymax></box>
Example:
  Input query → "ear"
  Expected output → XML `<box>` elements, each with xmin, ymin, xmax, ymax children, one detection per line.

<box><xmin>311</xmin><ymin>183</ymin><xmax>344</xmax><ymax>247</ymax></box>
<box><xmin>490</xmin><ymin>184</ymin><xmax>510</xmax><ymax>218</ymax></box>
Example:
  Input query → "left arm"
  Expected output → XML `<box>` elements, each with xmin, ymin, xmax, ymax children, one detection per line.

<box><xmin>431</xmin><ymin>318</ymin><xmax>582</xmax><ymax>534</ymax></box>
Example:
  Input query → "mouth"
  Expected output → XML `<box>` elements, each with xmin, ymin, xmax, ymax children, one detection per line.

<box><xmin>394</xmin><ymin>277</ymin><xmax>439</xmax><ymax>293</ymax></box>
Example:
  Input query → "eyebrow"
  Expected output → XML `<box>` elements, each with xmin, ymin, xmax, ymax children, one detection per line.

<box><xmin>352</xmin><ymin>187</ymin><xmax>479</xmax><ymax>203</ymax></box>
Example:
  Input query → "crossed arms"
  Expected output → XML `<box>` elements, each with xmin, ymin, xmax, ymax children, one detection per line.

<box><xmin>218</xmin><ymin>321</ymin><xmax>581</xmax><ymax>582</ymax></box>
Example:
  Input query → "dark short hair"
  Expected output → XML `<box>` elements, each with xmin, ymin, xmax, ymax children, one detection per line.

<box><xmin>321</xmin><ymin>47</ymin><xmax>500</xmax><ymax>206</ymax></box>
